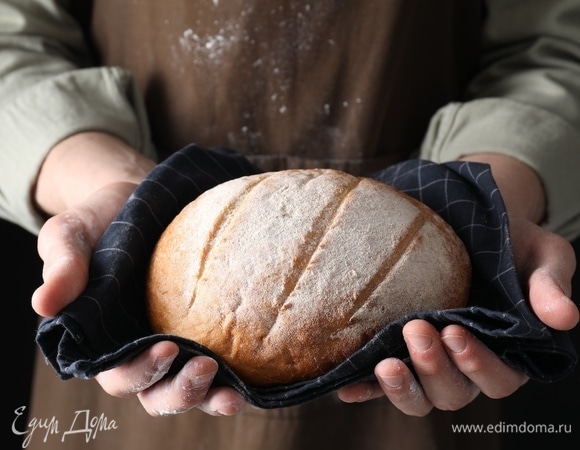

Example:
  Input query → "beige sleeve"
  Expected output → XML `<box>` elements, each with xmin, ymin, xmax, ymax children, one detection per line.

<box><xmin>0</xmin><ymin>0</ymin><xmax>156</xmax><ymax>234</ymax></box>
<box><xmin>420</xmin><ymin>0</ymin><xmax>580</xmax><ymax>241</ymax></box>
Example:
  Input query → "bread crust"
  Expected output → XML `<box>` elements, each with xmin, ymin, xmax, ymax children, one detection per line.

<box><xmin>146</xmin><ymin>169</ymin><xmax>471</xmax><ymax>386</ymax></box>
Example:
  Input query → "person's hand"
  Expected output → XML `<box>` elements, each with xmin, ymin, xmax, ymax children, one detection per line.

<box><xmin>337</xmin><ymin>154</ymin><xmax>578</xmax><ymax>415</ymax></box>
<box><xmin>31</xmin><ymin>132</ymin><xmax>247</xmax><ymax>417</ymax></box>
<box><xmin>95</xmin><ymin>341</ymin><xmax>246</xmax><ymax>416</ymax></box>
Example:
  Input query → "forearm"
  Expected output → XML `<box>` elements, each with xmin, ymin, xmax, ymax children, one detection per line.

<box><xmin>34</xmin><ymin>132</ymin><xmax>156</xmax><ymax>216</ymax></box>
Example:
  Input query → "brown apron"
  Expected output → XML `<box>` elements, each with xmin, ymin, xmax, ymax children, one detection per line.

<box><xmin>88</xmin><ymin>0</ymin><xmax>481</xmax><ymax>173</ymax></box>
<box><xmin>28</xmin><ymin>1</ymin><xmax>500</xmax><ymax>449</ymax></box>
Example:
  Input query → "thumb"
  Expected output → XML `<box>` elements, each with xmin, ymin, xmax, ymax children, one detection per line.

<box><xmin>32</xmin><ymin>182</ymin><xmax>138</xmax><ymax>317</ymax></box>
<box><xmin>511</xmin><ymin>217</ymin><xmax>578</xmax><ymax>330</ymax></box>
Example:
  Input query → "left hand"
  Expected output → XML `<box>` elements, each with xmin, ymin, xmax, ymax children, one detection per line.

<box><xmin>32</xmin><ymin>133</ymin><xmax>247</xmax><ymax>417</ymax></box>
<box><xmin>337</xmin><ymin>155</ymin><xmax>579</xmax><ymax>416</ymax></box>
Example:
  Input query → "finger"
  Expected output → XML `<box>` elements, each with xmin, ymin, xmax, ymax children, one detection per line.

<box><xmin>336</xmin><ymin>364</ymin><xmax>421</xmax><ymax>407</ymax></box>
<box><xmin>95</xmin><ymin>341</ymin><xmax>180</xmax><ymax>397</ymax></box>
<box><xmin>31</xmin><ymin>182</ymin><xmax>138</xmax><ymax>317</ymax></box>
<box><xmin>403</xmin><ymin>320</ymin><xmax>480</xmax><ymax>411</ymax></box>
<box><xmin>440</xmin><ymin>325</ymin><xmax>528</xmax><ymax>399</ymax></box>
<box><xmin>336</xmin><ymin>380</ymin><xmax>385</xmax><ymax>404</ymax></box>
<box><xmin>196</xmin><ymin>386</ymin><xmax>247</xmax><ymax>417</ymax></box>
<box><xmin>374</xmin><ymin>358</ymin><xmax>433</xmax><ymax>417</ymax></box>
<box><xmin>137</xmin><ymin>356</ymin><xmax>222</xmax><ymax>417</ymax></box>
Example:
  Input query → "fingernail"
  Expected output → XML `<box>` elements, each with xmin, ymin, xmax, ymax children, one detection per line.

<box><xmin>148</xmin><ymin>356</ymin><xmax>175</xmax><ymax>385</ymax></box>
<box><xmin>189</xmin><ymin>371</ymin><xmax>215</xmax><ymax>390</ymax></box>
<box><xmin>356</xmin><ymin>386</ymin><xmax>374</xmax><ymax>402</ymax></box>
<box><xmin>406</xmin><ymin>333</ymin><xmax>432</xmax><ymax>351</ymax></box>
<box><xmin>380</xmin><ymin>375</ymin><xmax>403</xmax><ymax>389</ymax></box>
<box><xmin>442</xmin><ymin>334</ymin><xmax>466</xmax><ymax>353</ymax></box>
<box><xmin>154</xmin><ymin>355</ymin><xmax>175</xmax><ymax>374</ymax></box>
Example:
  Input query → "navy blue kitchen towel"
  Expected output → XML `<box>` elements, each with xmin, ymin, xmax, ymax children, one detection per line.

<box><xmin>36</xmin><ymin>144</ymin><xmax>577</xmax><ymax>409</ymax></box>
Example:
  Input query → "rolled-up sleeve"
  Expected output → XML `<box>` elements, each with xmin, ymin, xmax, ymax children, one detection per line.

<box><xmin>0</xmin><ymin>0</ymin><xmax>155</xmax><ymax>234</ymax></box>
<box><xmin>420</xmin><ymin>0</ymin><xmax>580</xmax><ymax>241</ymax></box>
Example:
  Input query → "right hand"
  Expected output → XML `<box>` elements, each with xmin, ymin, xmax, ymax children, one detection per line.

<box><xmin>32</xmin><ymin>132</ymin><xmax>247</xmax><ymax>416</ymax></box>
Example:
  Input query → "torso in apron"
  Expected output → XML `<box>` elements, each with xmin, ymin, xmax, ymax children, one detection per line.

<box><xmin>88</xmin><ymin>0</ymin><xmax>482</xmax><ymax>175</ymax></box>
<box><xmin>28</xmin><ymin>3</ymin><xmax>500</xmax><ymax>450</ymax></box>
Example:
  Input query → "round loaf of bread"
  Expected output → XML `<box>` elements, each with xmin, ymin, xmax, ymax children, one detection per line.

<box><xmin>146</xmin><ymin>169</ymin><xmax>471</xmax><ymax>386</ymax></box>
